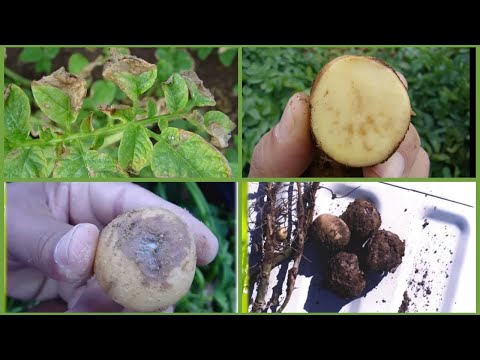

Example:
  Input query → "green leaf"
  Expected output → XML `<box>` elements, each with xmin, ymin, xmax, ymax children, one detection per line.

<box><xmin>80</xmin><ymin>112</ymin><xmax>94</xmax><ymax>133</ymax></box>
<box><xmin>19</xmin><ymin>48</ymin><xmax>43</xmax><ymax>62</ymax></box>
<box><xmin>90</xmin><ymin>80</ymin><xmax>117</xmax><ymax>106</ymax></box>
<box><xmin>31</xmin><ymin>68</ymin><xmax>87</xmax><ymax>129</ymax></box>
<box><xmin>147</xmin><ymin>98</ymin><xmax>157</xmax><ymax>117</ymax></box>
<box><xmin>118</xmin><ymin>125</ymin><xmax>153</xmax><ymax>174</ymax></box>
<box><xmin>68</xmin><ymin>53</ymin><xmax>89</xmax><ymax>75</ymax></box>
<box><xmin>5</xmin><ymin>147</ymin><xmax>49</xmax><ymax>178</ymax></box>
<box><xmin>158</xmin><ymin>118</ymin><xmax>169</xmax><ymax>131</ymax></box>
<box><xmin>151</xmin><ymin>127</ymin><xmax>231</xmax><ymax>178</ymax></box>
<box><xmin>181</xmin><ymin>71</ymin><xmax>216</xmax><ymax>107</ymax></box>
<box><xmin>162</xmin><ymin>73</ymin><xmax>189</xmax><ymax>114</ymax></box>
<box><xmin>218</xmin><ymin>48</ymin><xmax>237</xmax><ymax>67</ymax></box>
<box><xmin>197</xmin><ymin>47</ymin><xmax>214</xmax><ymax>60</ymax></box>
<box><xmin>44</xmin><ymin>47</ymin><xmax>60</xmax><ymax>59</ymax></box>
<box><xmin>204</xmin><ymin>111</ymin><xmax>236</xmax><ymax>148</ymax></box>
<box><xmin>99</xmin><ymin>105</ymin><xmax>135</xmax><ymax>122</ymax></box>
<box><xmin>157</xmin><ymin>58</ymin><xmax>175</xmax><ymax>82</ymax></box>
<box><xmin>4</xmin><ymin>84</ymin><xmax>31</xmax><ymax>140</ymax></box>
<box><xmin>35</xmin><ymin>58</ymin><xmax>53</xmax><ymax>73</ymax></box>
<box><xmin>173</xmin><ymin>50</ymin><xmax>194</xmax><ymax>71</ymax></box>
<box><xmin>103</xmin><ymin>53</ymin><xmax>157</xmax><ymax>104</ymax></box>
<box><xmin>53</xmin><ymin>148</ymin><xmax>126</xmax><ymax>178</ymax></box>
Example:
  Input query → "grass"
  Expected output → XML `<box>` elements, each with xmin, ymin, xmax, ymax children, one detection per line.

<box><xmin>242</xmin><ymin>47</ymin><xmax>471</xmax><ymax>177</ymax></box>
<box><xmin>6</xmin><ymin>182</ymin><xmax>236</xmax><ymax>313</ymax></box>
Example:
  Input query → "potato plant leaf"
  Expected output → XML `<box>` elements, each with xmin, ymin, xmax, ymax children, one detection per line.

<box><xmin>102</xmin><ymin>53</ymin><xmax>157</xmax><ymax>104</ymax></box>
<box><xmin>181</xmin><ymin>71</ymin><xmax>216</xmax><ymax>107</ymax></box>
<box><xmin>186</xmin><ymin>110</ymin><xmax>236</xmax><ymax>148</ymax></box>
<box><xmin>162</xmin><ymin>73</ymin><xmax>189</xmax><ymax>114</ymax></box>
<box><xmin>118</xmin><ymin>124</ymin><xmax>153</xmax><ymax>174</ymax></box>
<box><xmin>99</xmin><ymin>105</ymin><xmax>135</xmax><ymax>122</ymax></box>
<box><xmin>151</xmin><ymin>127</ymin><xmax>231</xmax><ymax>178</ymax></box>
<box><xmin>53</xmin><ymin>148</ymin><xmax>126</xmax><ymax>178</ymax></box>
<box><xmin>31</xmin><ymin>67</ymin><xmax>86</xmax><ymax>130</ymax></box>
<box><xmin>204</xmin><ymin>111</ymin><xmax>236</xmax><ymax>148</ymax></box>
<box><xmin>5</xmin><ymin>147</ymin><xmax>50</xmax><ymax>178</ymax></box>
<box><xmin>4</xmin><ymin>84</ymin><xmax>31</xmax><ymax>141</ymax></box>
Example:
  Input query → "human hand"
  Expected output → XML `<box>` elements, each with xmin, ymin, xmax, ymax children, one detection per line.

<box><xmin>7</xmin><ymin>182</ymin><xmax>218</xmax><ymax>312</ymax></box>
<box><xmin>249</xmin><ymin>74</ymin><xmax>430</xmax><ymax>178</ymax></box>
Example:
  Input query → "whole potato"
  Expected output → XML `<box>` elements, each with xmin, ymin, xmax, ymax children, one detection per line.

<box><xmin>94</xmin><ymin>208</ymin><xmax>196</xmax><ymax>312</ymax></box>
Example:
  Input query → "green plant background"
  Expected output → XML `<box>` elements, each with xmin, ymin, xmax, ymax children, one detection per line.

<box><xmin>6</xmin><ymin>182</ymin><xmax>236</xmax><ymax>313</ymax></box>
<box><xmin>242</xmin><ymin>47</ymin><xmax>471</xmax><ymax>177</ymax></box>
<box><xmin>4</xmin><ymin>47</ymin><xmax>239</xmax><ymax>177</ymax></box>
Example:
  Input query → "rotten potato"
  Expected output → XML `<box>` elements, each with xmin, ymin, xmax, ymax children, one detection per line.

<box><xmin>94</xmin><ymin>208</ymin><xmax>196</xmax><ymax>312</ymax></box>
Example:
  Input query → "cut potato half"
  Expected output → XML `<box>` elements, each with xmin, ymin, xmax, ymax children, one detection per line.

<box><xmin>311</xmin><ymin>55</ymin><xmax>412</xmax><ymax>167</ymax></box>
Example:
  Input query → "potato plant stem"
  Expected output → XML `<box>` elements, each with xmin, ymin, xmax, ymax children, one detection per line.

<box><xmin>4</xmin><ymin>67</ymin><xmax>31</xmax><ymax>87</ymax></box>
<box><xmin>14</xmin><ymin>113</ymin><xmax>188</xmax><ymax>147</ymax></box>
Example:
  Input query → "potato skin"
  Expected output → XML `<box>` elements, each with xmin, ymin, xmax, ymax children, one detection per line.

<box><xmin>94</xmin><ymin>208</ymin><xmax>196</xmax><ymax>312</ymax></box>
<box><xmin>311</xmin><ymin>214</ymin><xmax>351</xmax><ymax>250</ymax></box>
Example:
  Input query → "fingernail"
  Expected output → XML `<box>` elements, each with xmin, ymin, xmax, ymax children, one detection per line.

<box><xmin>373</xmin><ymin>152</ymin><xmax>405</xmax><ymax>177</ymax></box>
<box><xmin>275</xmin><ymin>99</ymin><xmax>294</xmax><ymax>140</ymax></box>
<box><xmin>54</xmin><ymin>225</ymin><xmax>79</xmax><ymax>268</ymax></box>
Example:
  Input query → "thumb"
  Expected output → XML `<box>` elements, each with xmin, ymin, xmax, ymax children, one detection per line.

<box><xmin>249</xmin><ymin>92</ymin><xmax>313</xmax><ymax>177</ymax></box>
<box><xmin>10</xmin><ymin>218</ymin><xmax>99</xmax><ymax>283</ymax></box>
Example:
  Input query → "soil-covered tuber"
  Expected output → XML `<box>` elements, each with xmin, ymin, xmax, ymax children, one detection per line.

<box><xmin>94</xmin><ymin>208</ymin><xmax>196</xmax><ymax>312</ymax></box>
<box><xmin>326</xmin><ymin>252</ymin><xmax>366</xmax><ymax>298</ymax></box>
<box><xmin>340</xmin><ymin>199</ymin><xmax>381</xmax><ymax>241</ymax></box>
<box><xmin>310</xmin><ymin>55</ymin><xmax>412</xmax><ymax>168</ymax></box>
<box><xmin>311</xmin><ymin>214</ymin><xmax>351</xmax><ymax>250</ymax></box>
<box><xmin>366</xmin><ymin>230</ymin><xmax>405</xmax><ymax>272</ymax></box>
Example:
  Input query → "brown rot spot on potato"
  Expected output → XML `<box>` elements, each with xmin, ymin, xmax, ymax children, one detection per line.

<box><xmin>110</xmin><ymin>211</ymin><xmax>191</xmax><ymax>289</ymax></box>
<box><xmin>345</xmin><ymin>124</ymin><xmax>354</xmax><ymax>136</ymax></box>
<box><xmin>324</xmin><ymin>90</ymin><xmax>329</xmax><ymax>97</ymax></box>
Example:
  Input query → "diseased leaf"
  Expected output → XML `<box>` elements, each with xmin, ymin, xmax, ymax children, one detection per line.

<box><xmin>5</xmin><ymin>147</ymin><xmax>49</xmax><ymax>178</ymax></box>
<box><xmin>4</xmin><ymin>84</ymin><xmax>31</xmax><ymax>141</ymax></box>
<box><xmin>185</xmin><ymin>110</ymin><xmax>208</xmax><ymax>132</ymax></box>
<box><xmin>102</xmin><ymin>52</ymin><xmax>157</xmax><ymax>103</ymax></box>
<box><xmin>204</xmin><ymin>111</ymin><xmax>236</xmax><ymax>148</ymax></box>
<box><xmin>99</xmin><ymin>105</ymin><xmax>135</xmax><ymax>122</ymax></box>
<box><xmin>181</xmin><ymin>71</ymin><xmax>216</xmax><ymax>107</ymax></box>
<box><xmin>118</xmin><ymin>124</ymin><xmax>153</xmax><ymax>174</ymax></box>
<box><xmin>53</xmin><ymin>148</ymin><xmax>126</xmax><ymax>178</ymax></box>
<box><xmin>162</xmin><ymin>73</ymin><xmax>188</xmax><ymax>114</ymax></box>
<box><xmin>32</xmin><ymin>67</ymin><xmax>87</xmax><ymax>129</ymax></box>
<box><xmin>68</xmin><ymin>53</ymin><xmax>89</xmax><ymax>75</ymax></box>
<box><xmin>151</xmin><ymin>127</ymin><xmax>231</xmax><ymax>178</ymax></box>
<box><xmin>80</xmin><ymin>112</ymin><xmax>94</xmax><ymax>133</ymax></box>
<box><xmin>186</xmin><ymin>110</ymin><xmax>236</xmax><ymax>148</ymax></box>
<box><xmin>147</xmin><ymin>98</ymin><xmax>157</xmax><ymax>118</ymax></box>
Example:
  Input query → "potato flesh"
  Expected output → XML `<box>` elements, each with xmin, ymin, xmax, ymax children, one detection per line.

<box><xmin>311</xmin><ymin>56</ymin><xmax>411</xmax><ymax>167</ymax></box>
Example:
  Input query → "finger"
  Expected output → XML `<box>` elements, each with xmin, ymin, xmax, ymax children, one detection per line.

<box><xmin>406</xmin><ymin>148</ymin><xmax>430</xmax><ymax>177</ymax></box>
<box><xmin>68</xmin><ymin>183</ymin><xmax>219</xmax><ymax>265</ymax></box>
<box><xmin>249</xmin><ymin>92</ymin><xmax>313</xmax><ymax>177</ymax></box>
<box><xmin>363</xmin><ymin>123</ymin><xmax>421</xmax><ymax>178</ymax></box>
<box><xmin>7</xmin><ymin>184</ymin><xmax>99</xmax><ymax>283</ymax></box>
<box><xmin>67</xmin><ymin>278</ymin><xmax>124</xmax><ymax>312</ymax></box>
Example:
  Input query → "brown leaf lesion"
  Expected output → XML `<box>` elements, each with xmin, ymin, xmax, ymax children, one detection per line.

<box><xmin>103</xmin><ymin>49</ymin><xmax>156</xmax><ymax>78</ymax></box>
<box><xmin>32</xmin><ymin>67</ymin><xmax>87</xmax><ymax>112</ymax></box>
